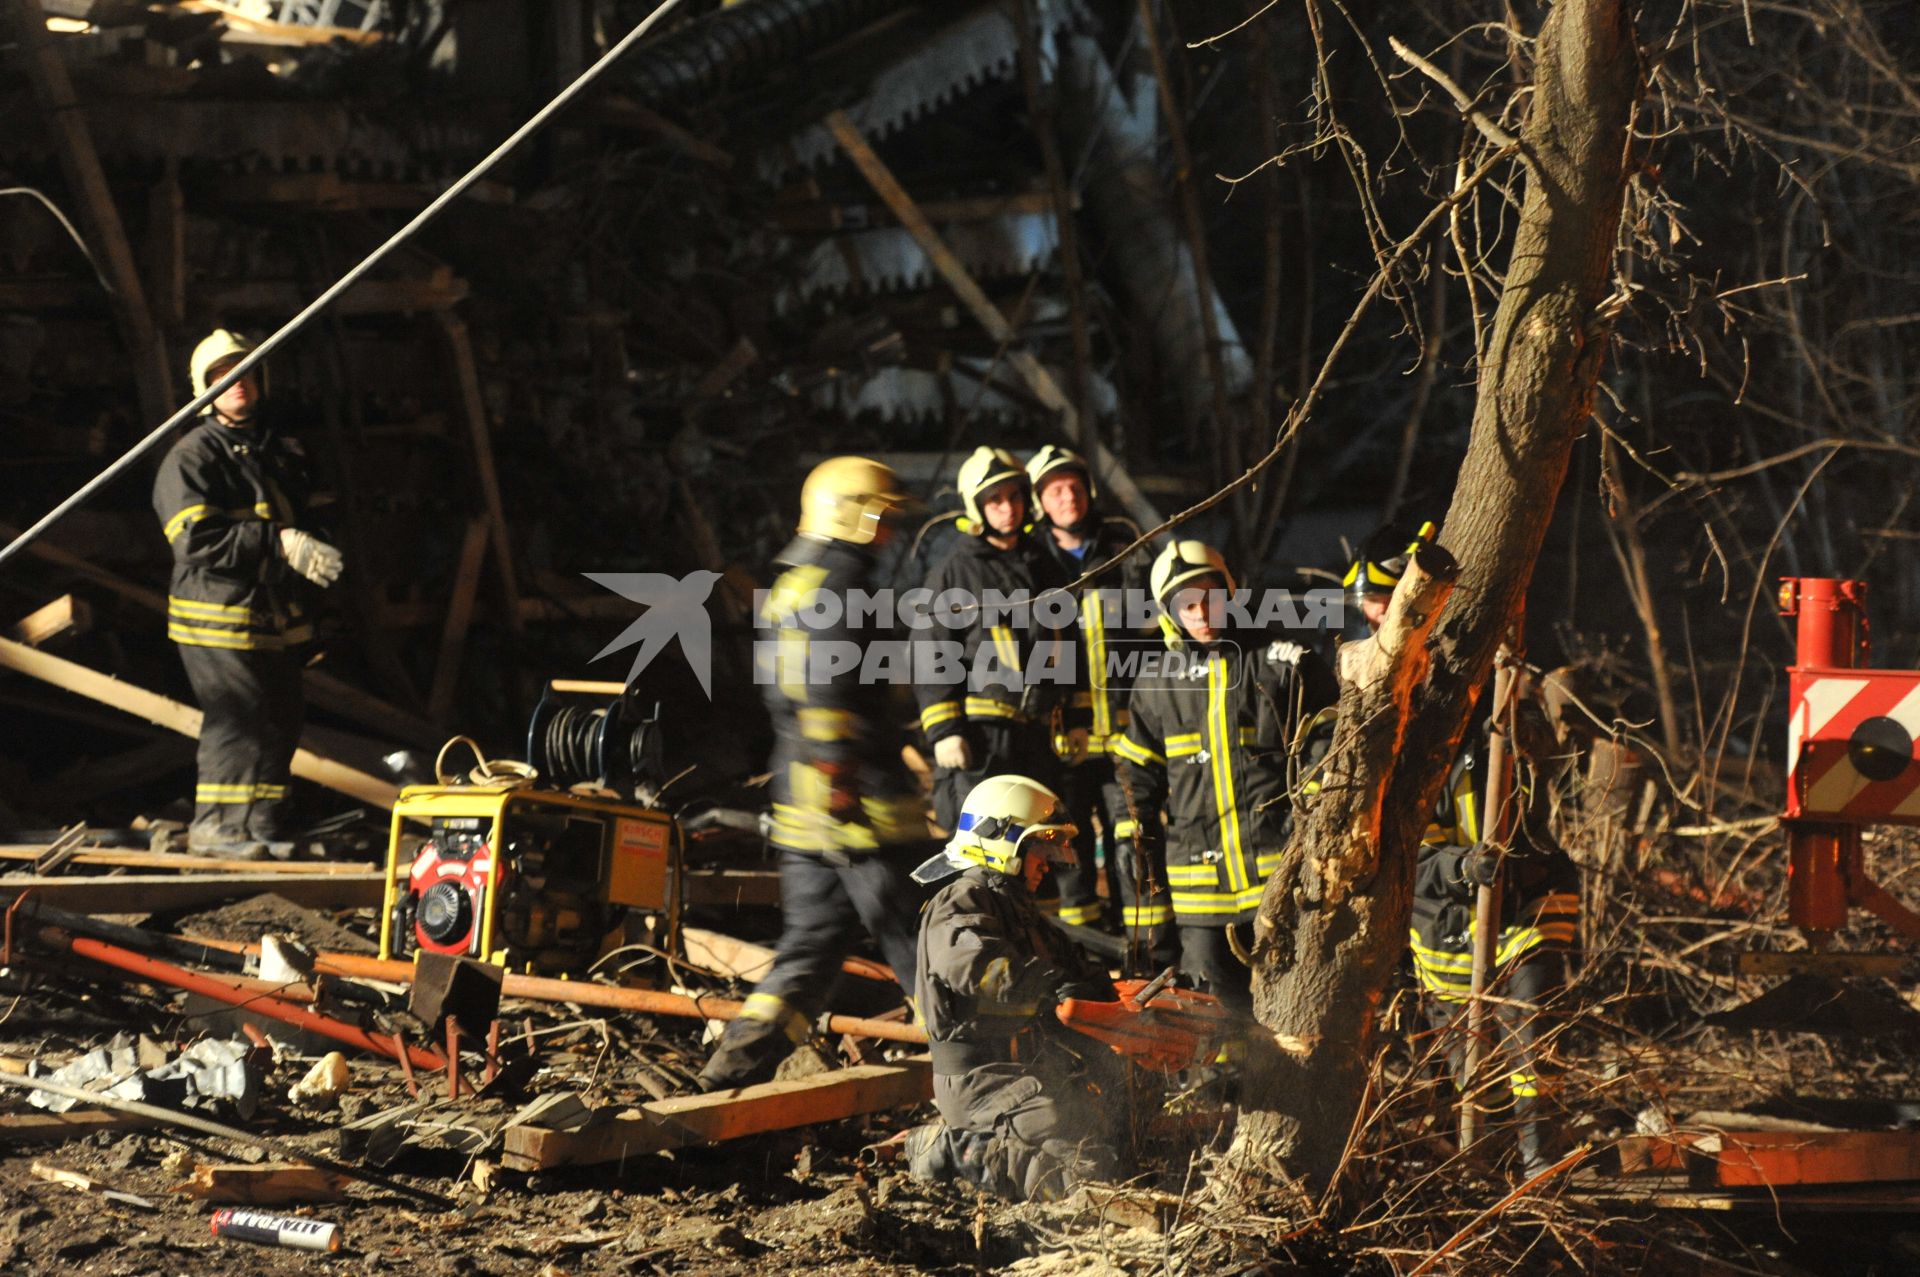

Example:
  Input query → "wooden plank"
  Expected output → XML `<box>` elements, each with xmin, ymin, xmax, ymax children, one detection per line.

<box><xmin>0</xmin><ymin>1109</ymin><xmax>164</xmax><ymax>1143</ymax></box>
<box><xmin>0</xmin><ymin>845</ymin><xmax>376</xmax><ymax>875</ymax></box>
<box><xmin>0</xmin><ymin>527</ymin><xmax>438</xmax><ymax>748</ymax></box>
<box><xmin>1734</xmin><ymin>951</ymin><xmax>1914</xmax><ymax>980</ymax></box>
<box><xmin>380</xmin><ymin>593</ymin><xmax>637</xmax><ymax>627</ymax></box>
<box><xmin>177</xmin><ymin>1162</ymin><xmax>350</xmax><ymax>1204</ymax></box>
<box><xmin>0</xmin><ymin>871</ymin><xmax>387</xmax><ymax>914</ymax></box>
<box><xmin>0</xmin><ymin>636</ymin><xmax>400</xmax><ymax>808</ymax></box>
<box><xmin>13</xmin><ymin>0</ymin><xmax>174</xmax><ymax>424</ymax></box>
<box><xmin>436</xmin><ymin>314</ymin><xmax>524</xmax><ymax>637</ymax></box>
<box><xmin>501</xmin><ymin>1059</ymin><xmax>931</xmax><ymax>1171</ymax></box>
<box><xmin>823</xmin><ymin>109</ymin><xmax>1163</xmax><ymax>532</ymax></box>
<box><xmin>202</xmin><ymin>276</ymin><xmax>470</xmax><ymax>316</ymax></box>
<box><xmin>9</xmin><ymin>595</ymin><xmax>90</xmax><ymax>646</ymax></box>
<box><xmin>1708</xmin><ymin>1129</ymin><xmax>1920</xmax><ymax>1189</ymax></box>
<box><xmin>44</xmin><ymin>736</ymin><xmax>194</xmax><ymax>803</ymax></box>
<box><xmin>177</xmin><ymin>1</ymin><xmax>383</xmax><ymax>46</ymax></box>
<box><xmin>428</xmin><ymin>518</ymin><xmax>489</xmax><ymax>722</ymax></box>
<box><xmin>767</xmin><ymin>189</ymin><xmax>1063</xmax><ymax>233</ymax></box>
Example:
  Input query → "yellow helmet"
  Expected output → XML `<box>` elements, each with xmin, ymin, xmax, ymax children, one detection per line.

<box><xmin>1150</xmin><ymin>539</ymin><xmax>1235</xmax><ymax>607</ymax></box>
<box><xmin>190</xmin><ymin>328</ymin><xmax>266</xmax><ymax>400</ymax></box>
<box><xmin>797</xmin><ymin>456</ymin><xmax>914</xmax><ymax>545</ymax></box>
<box><xmin>912</xmin><ymin>774</ymin><xmax>1078</xmax><ymax>883</ymax></box>
<box><xmin>1026</xmin><ymin>444</ymin><xmax>1097</xmax><ymax>503</ymax></box>
<box><xmin>955</xmin><ymin>446</ymin><xmax>1027</xmax><ymax>532</ymax></box>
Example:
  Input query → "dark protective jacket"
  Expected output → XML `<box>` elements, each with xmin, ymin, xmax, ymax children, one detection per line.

<box><xmin>916</xmin><ymin>865</ymin><xmax>1101</xmax><ymax>1074</ymax></box>
<box><xmin>151</xmin><ymin>416</ymin><xmax>313</xmax><ymax>651</ymax></box>
<box><xmin>1112</xmin><ymin>633</ymin><xmax>1339</xmax><ymax>925</ymax></box>
<box><xmin>1408</xmin><ymin>733</ymin><xmax>1580</xmax><ymax>1000</ymax></box>
<box><xmin>1031</xmin><ymin>516</ymin><xmax>1149</xmax><ymax>758</ymax></box>
<box><xmin>914</xmin><ymin>531</ymin><xmax>1073</xmax><ymax>745</ymax></box>
<box><xmin>759</xmin><ymin>534</ymin><xmax>929</xmax><ymax>856</ymax></box>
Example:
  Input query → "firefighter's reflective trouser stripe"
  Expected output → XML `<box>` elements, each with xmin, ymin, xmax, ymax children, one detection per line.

<box><xmin>1424</xmin><ymin>947</ymin><xmax>1565</xmax><ymax>1168</ymax></box>
<box><xmin>699</xmin><ymin>847</ymin><xmax>925</xmax><ymax>1090</ymax></box>
<box><xmin>178</xmin><ymin>642</ymin><xmax>303</xmax><ymax>839</ymax></box>
<box><xmin>1050</xmin><ymin>766</ymin><xmax>1172</xmax><ymax>953</ymax></box>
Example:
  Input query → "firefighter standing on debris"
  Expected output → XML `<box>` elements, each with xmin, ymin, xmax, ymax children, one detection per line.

<box><xmin>1025</xmin><ymin>446</ymin><xmax>1170</xmax><ymax>957</ymax></box>
<box><xmin>904</xmin><ymin>774</ymin><xmax>1124</xmax><ymax>1201</ymax></box>
<box><xmin>1110</xmin><ymin>541</ymin><xmax>1338</xmax><ymax>1009</ymax></box>
<box><xmin>1347</xmin><ymin>520</ymin><xmax>1580</xmax><ymax>1176</ymax></box>
<box><xmin>699</xmin><ymin>457</ymin><xmax>936</xmax><ymax>1091</ymax></box>
<box><xmin>914</xmin><ymin>447</ymin><xmax>1072</xmax><ymax>838</ymax></box>
<box><xmin>152</xmin><ymin>330</ymin><xmax>341</xmax><ymax>860</ymax></box>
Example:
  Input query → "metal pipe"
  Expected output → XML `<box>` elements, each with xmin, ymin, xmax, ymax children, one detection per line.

<box><xmin>57</xmin><ymin>932</ymin><xmax>447</xmax><ymax>1070</ymax></box>
<box><xmin>178</xmin><ymin>936</ymin><xmax>929</xmax><ymax>1045</ymax></box>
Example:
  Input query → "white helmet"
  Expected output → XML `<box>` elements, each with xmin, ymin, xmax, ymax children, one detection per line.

<box><xmin>913</xmin><ymin>775</ymin><xmax>1078</xmax><ymax>884</ymax></box>
<box><xmin>190</xmin><ymin>328</ymin><xmax>266</xmax><ymax>399</ymax></box>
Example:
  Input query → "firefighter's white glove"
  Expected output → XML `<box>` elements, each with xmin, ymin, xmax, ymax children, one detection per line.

<box><xmin>279</xmin><ymin>527</ymin><xmax>343</xmax><ymax>588</ymax></box>
<box><xmin>933</xmin><ymin>734</ymin><xmax>974</xmax><ymax>771</ymax></box>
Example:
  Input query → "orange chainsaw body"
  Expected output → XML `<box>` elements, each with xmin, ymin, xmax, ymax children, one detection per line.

<box><xmin>1055</xmin><ymin>978</ymin><xmax>1234</xmax><ymax>1072</ymax></box>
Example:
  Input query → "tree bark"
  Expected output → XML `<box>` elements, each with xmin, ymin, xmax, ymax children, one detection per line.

<box><xmin>1231</xmin><ymin>0</ymin><xmax>1640</xmax><ymax>1195</ymax></box>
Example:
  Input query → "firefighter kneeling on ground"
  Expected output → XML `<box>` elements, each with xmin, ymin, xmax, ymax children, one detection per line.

<box><xmin>698</xmin><ymin>458</ymin><xmax>937</xmax><ymax>1091</ymax></box>
<box><xmin>904</xmin><ymin>775</ymin><xmax>1126</xmax><ymax>1202</ymax></box>
<box><xmin>152</xmin><ymin>330</ymin><xmax>342</xmax><ymax>860</ymax></box>
<box><xmin>1110</xmin><ymin>541</ymin><xmax>1338</xmax><ymax>1009</ymax></box>
<box><xmin>1347</xmin><ymin>520</ymin><xmax>1579</xmax><ymax>1176</ymax></box>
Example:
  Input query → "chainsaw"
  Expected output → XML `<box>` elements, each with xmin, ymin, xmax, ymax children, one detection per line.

<box><xmin>1055</xmin><ymin>968</ymin><xmax>1236</xmax><ymax>1073</ymax></box>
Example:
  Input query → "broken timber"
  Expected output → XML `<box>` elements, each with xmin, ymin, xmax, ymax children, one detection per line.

<box><xmin>502</xmin><ymin>1058</ymin><xmax>932</xmax><ymax>1171</ymax></box>
<box><xmin>0</xmin><ymin>871</ymin><xmax>386</xmax><ymax>914</ymax></box>
<box><xmin>0</xmin><ymin>636</ymin><xmax>400</xmax><ymax>808</ymax></box>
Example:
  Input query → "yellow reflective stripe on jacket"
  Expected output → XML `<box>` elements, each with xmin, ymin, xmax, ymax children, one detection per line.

<box><xmin>1255</xmin><ymin>849</ymin><xmax>1285</xmax><ymax>877</ymax></box>
<box><xmin>920</xmin><ymin>700</ymin><xmax>962</xmax><ymax>731</ymax></box>
<box><xmin>163</xmin><ymin>503</ymin><xmax>270</xmax><ymax>543</ymax></box>
<box><xmin>1165</xmin><ymin>863</ymin><xmax>1218</xmax><ymax>886</ymax></box>
<box><xmin>168</xmin><ymin>597</ymin><xmax>255</xmax><ymax>621</ymax></box>
<box><xmin>797</xmin><ymin>707</ymin><xmax>858</xmax><ymax>742</ymax></box>
<box><xmin>1169</xmin><ymin>884</ymin><xmax>1266</xmax><ymax>917</ymax></box>
<box><xmin>989</xmin><ymin>624</ymin><xmax>1020</xmax><ymax>674</ymax></box>
<box><xmin>1165</xmin><ymin>732</ymin><xmax>1203</xmax><ymax>758</ymax></box>
<box><xmin>1110</xmin><ymin>734</ymin><xmax>1163</xmax><ymax>767</ymax></box>
<box><xmin>1085</xmin><ymin>598</ymin><xmax>1111</xmax><ymax>738</ymax></box>
<box><xmin>1056</xmin><ymin>902</ymin><xmax>1104</xmax><ymax>926</ymax></box>
<box><xmin>963</xmin><ymin>696</ymin><xmax>1019</xmax><ymax>720</ymax></box>
<box><xmin>1205</xmin><ymin>654</ymin><xmax>1247</xmax><ymax>893</ymax></box>
<box><xmin>162</xmin><ymin>504</ymin><xmax>211</xmax><ymax>542</ymax></box>
<box><xmin>1123</xmin><ymin>902</ymin><xmax>1172</xmax><ymax>926</ymax></box>
<box><xmin>1112</xmin><ymin>818</ymin><xmax>1139</xmax><ymax>840</ymax></box>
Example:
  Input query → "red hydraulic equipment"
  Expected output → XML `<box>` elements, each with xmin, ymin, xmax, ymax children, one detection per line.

<box><xmin>1778</xmin><ymin>577</ymin><xmax>1920</xmax><ymax>941</ymax></box>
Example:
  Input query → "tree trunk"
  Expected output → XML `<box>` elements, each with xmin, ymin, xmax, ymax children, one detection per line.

<box><xmin>1230</xmin><ymin>0</ymin><xmax>1640</xmax><ymax>1195</ymax></box>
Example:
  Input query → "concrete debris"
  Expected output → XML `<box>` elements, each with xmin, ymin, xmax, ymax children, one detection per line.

<box><xmin>28</xmin><ymin>1034</ymin><xmax>262</xmax><ymax>1120</ymax></box>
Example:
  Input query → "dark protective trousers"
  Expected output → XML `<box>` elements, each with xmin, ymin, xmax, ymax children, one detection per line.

<box><xmin>1179</xmin><ymin>924</ymin><xmax>1253</xmax><ymax>1013</ymax></box>
<box><xmin>926</xmin><ymin>1040</ymin><xmax>1123</xmax><ymax>1201</ymax></box>
<box><xmin>178</xmin><ymin>642</ymin><xmax>303</xmax><ymax>840</ymax></box>
<box><xmin>701</xmin><ymin>846</ymin><xmax>926</xmax><ymax>1089</ymax></box>
<box><xmin>1425</xmin><ymin>949</ymin><xmax>1565</xmax><ymax>1172</ymax></box>
<box><xmin>1054</xmin><ymin>759</ymin><xmax>1175</xmax><ymax>964</ymax></box>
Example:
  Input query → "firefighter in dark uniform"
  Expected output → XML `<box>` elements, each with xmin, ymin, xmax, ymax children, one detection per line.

<box><xmin>914</xmin><ymin>447</ymin><xmax>1072</xmax><ymax>837</ymax></box>
<box><xmin>1025</xmin><ymin>446</ymin><xmax>1170</xmax><ymax>958</ymax></box>
<box><xmin>1111</xmin><ymin>541</ymin><xmax>1338</xmax><ymax>1009</ymax></box>
<box><xmin>699</xmin><ymin>457</ymin><xmax>936</xmax><ymax>1091</ymax></box>
<box><xmin>1348</xmin><ymin>521</ymin><xmax>1579</xmax><ymax>1175</ymax></box>
<box><xmin>152</xmin><ymin>330</ymin><xmax>341</xmax><ymax>859</ymax></box>
<box><xmin>904</xmin><ymin>774</ymin><xmax>1123</xmax><ymax>1201</ymax></box>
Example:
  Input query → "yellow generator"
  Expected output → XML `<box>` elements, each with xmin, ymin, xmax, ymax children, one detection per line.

<box><xmin>379</xmin><ymin>783</ymin><xmax>679</xmax><ymax>973</ymax></box>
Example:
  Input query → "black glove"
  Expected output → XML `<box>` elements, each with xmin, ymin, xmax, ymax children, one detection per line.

<box><xmin>1462</xmin><ymin>844</ymin><xmax>1502</xmax><ymax>887</ymax></box>
<box><xmin>1053</xmin><ymin>974</ymin><xmax>1119</xmax><ymax>1004</ymax></box>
